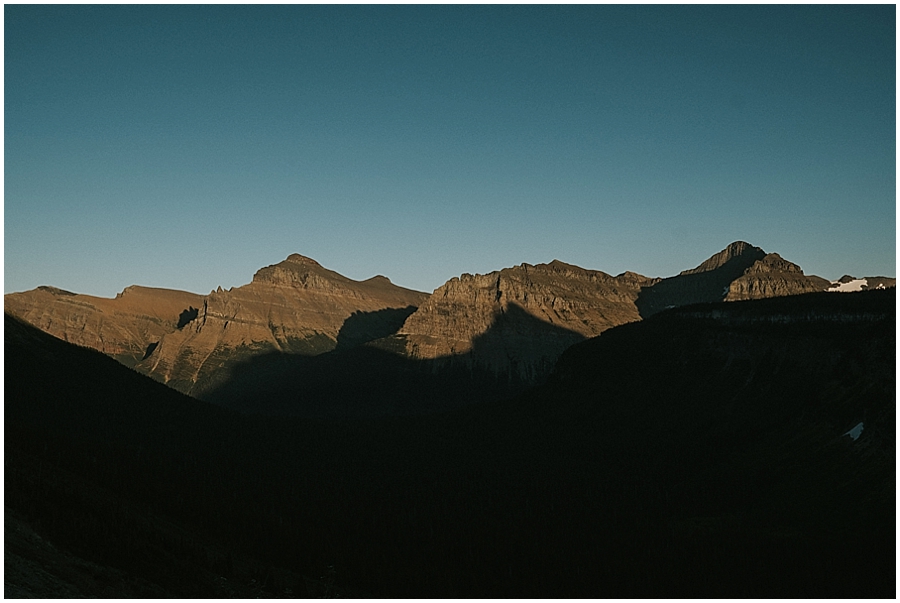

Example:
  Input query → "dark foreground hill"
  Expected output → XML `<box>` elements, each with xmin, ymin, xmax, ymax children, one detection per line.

<box><xmin>4</xmin><ymin>288</ymin><xmax>895</xmax><ymax>598</ymax></box>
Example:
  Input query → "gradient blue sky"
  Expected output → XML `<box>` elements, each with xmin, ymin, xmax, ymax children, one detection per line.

<box><xmin>5</xmin><ymin>5</ymin><xmax>896</xmax><ymax>296</ymax></box>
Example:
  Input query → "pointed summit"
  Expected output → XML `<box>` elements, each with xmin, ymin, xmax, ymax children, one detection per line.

<box><xmin>680</xmin><ymin>241</ymin><xmax>767</xmax><ymax>276</ymax></box>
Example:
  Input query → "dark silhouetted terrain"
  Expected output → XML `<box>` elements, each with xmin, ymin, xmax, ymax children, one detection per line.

<box><xmin>5</xmin><ymin>287</ymin><xmax>894</xmax><ymax>598</ymax></box>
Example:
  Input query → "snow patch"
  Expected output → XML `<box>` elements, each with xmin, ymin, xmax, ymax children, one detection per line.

<box><xmin>843</xmin><ymin>422</ymin><xmax>864</xmax><ymax>441</ymax></box>
<box><xmin>827</xmin><ymin>278</ymin><xmax>867</xmax><ymax>293</ymax></box>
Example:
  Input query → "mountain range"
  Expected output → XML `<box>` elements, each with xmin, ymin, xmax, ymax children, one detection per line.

<box><xmin>5</xmin><ymin>241</ymin><xmax>894</xmax><ymax>416</ymax></box>
<box><xmin>5</xmin><ymin>282</ymin><xmax>894</xmax><ymax>597</ymax></box>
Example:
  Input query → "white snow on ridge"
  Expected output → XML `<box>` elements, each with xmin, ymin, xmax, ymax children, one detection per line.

<box><xmin>827</xmin><ymin>278</ymin><xmax>868</xmax><ymax>292</ymax></box>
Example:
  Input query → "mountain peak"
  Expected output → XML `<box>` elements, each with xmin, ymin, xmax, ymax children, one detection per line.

<box><xmin>285</xmin><ymin>253</ymin><xmax>321</xmax><ymax>267</ymax></box>
<box><xmin>744</xmin><ymin>253</ymin><xmax>804</xmax><ymax>275</ymax></box>
<box><xmin>251</xmin><ymin>253</ymin><xmax>339</xmax><ymax>286</ymax></box>
<box><xmin>680</xmin><ymin>241</ymin><xmax>766</xmax><ymax>276</ymax></box>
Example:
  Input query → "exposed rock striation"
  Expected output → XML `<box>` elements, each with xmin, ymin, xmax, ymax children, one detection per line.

<box><xmin>397</xmin><ymin>241</ymin><xmax>844</xmax><ymax>386</ymax></box>
<box><xmin>136</xmin><ymin>254</ymin><xmax>427</xmax><ymax>397</ymax></box>
<box><xmin>4</xmin><ymin>285</ymin><xmax>204</xmax><ymax>367</ymax></box>
<box><xmin>6</xmin><ymin>242</ymin><xmax>887</xmax><ymax>413</ymax></box>
<box><xmin>680</xmin><ymin>240</ymin><xmax>767</xmax><ymax>276</ymax></box>
<box><xmin>725</xmin><ymin>253</ymin><xmax>831</xmax><ymax>300</ymax></box>
<box><xmin>635</xmin><ymin>242</ymin><xmax>833</xmax><ymax>316</ymax></box>
<box><xmin>393</xmin><ymin>260</ymin><xmax>659</xmax><ymax>381</ymax></box>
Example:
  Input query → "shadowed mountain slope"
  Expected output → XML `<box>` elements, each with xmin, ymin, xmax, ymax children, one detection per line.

<box><xmin>635</xmin><ymin>241</ymin><xmax>832</xmax><ymax>316</ymax></box>
<box><xmin>202</xmin><ymin>302</ymin><xmax>589</xmax><ymax>417</ymax></box>
<box><xmin>495</xmin><ymin>287</ymin><xmax>895</xmax><ymax>597</ymax></box>
<box><xmin>6</xmin><ymin>243</ymin><xmax>892</xmax><ymax>418</ymax></box>
<box><xmin>4</xmin><ymin>285</ymin><xmax>204</xmax><ymax>367</ymax></box>
<box><xmin>191</xmin><ymin>258</ymin><xmax>660</xmax><ymax>416</ymax></box>
<box><xmin>4</xmin><ymin>313</ymin><xmax>369</xmax><ymax>598</ymax></box>
<box><xmin>394</xmin><ymin>260</ymin><xmax>656</xmax><ymax>372</ymax></box>
<box><xmin>5</xmin><ymin>288</ymin><xmax>895</xmax><ymax>597</ymax></box>
<box><xmin>393</xmin><ymin>241</ymin><xmax>844</xmax><ymax>392</ymax></box>
<box><xmin>134</xmin><ymin>254</ymin><xmax>427</xmax><ymax>397</ymax></box>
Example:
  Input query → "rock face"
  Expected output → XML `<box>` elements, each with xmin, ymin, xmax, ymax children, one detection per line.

<box><xmin>680</xmin><ymin>240</ymin><xmax>767</xmax><ymax>276</ymax></box>
<box><xmin>394</xmin><ymin>260</ymin><xmax>659</xmax><ymax>381</ymax></box>
<box><xmin>7</xmin><ymin>243</ymin><xmax>888</xmax><ymax>413</ymax></box>
<box><xmin>4</xmin><ymin>285</ymin><xmax>205</xmax><ymax>367</ymax></box>
<box><xmin>398</xmin><ymin>241</ymin><xmax>844</xmax><ymax>384</ymax></box>
<box><xmin>725</xmin><ymin>253</ymin><xmax>832</xmax><ymax>300</ymax></box>
<box><xmin>136</xmin><ymin>254</ymin><xmax>427</xmax><ymax>397</ymax></box>
<box><xmin>635</xmin><ymin>242</ymin><xmax>833</xmax><ymax>316</ymax></box>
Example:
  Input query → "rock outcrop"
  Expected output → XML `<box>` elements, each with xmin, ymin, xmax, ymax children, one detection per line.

<box><xmin>6</xmin><ymin>243</ymin><xmax>885</xmax><ymax>410</ymax></box>
<box><xmin>136</xmin><ymin>254</ymin><xmax>428</xmax><ymax>397</ymax></box>
<box><xmin>725</xmin><ymin>253</ymin><xmax>831</xmax><ymax>300</ymax></box>
<box><xmin>393</xmin><ymin>260</ymin><xmax>658</xmax><ymax>381</ymax></box>
<box><xmin>397</xmin><ymin>241</ymin><xmax>843</xmax><ymax>384</ymax></box>
<box><xmin>679</xmin><ymin>240</ymin><xmax>767</xmax><ymax>276</ymax></box>
<box><xmin>4</xmin><ymin>285</ymin><xmax>205</xmax><ymax>367</ymax></box>
<box><xmin>635</xmin><ymin>242</ymin><xmax>832</xmax><ymax>316</ymax></box>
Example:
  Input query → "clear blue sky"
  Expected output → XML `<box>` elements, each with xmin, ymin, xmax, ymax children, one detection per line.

<box><xmin>5</xmin><ymin>5</ymin><xmax>896</xmax><ymax>296</ymax></box>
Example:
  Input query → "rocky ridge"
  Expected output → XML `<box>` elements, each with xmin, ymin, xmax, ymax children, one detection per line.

<box><xmin>394</xmin><ymin>261</ymin><xmax>657</xmax><ymax>379</ymax></box>
<box><xmin>135</xmin><ymin>254</ymin><xmax>427</xmax><ymax>396</ymax></box>
<box><xmin>6</xmin><ymin>242</ymin><xmax>893</xmax><ymax>411</ymax></box>
<box><xmin>397</xmin><ymin>241</ymin><xmax>859</xmax><ymax>382</ymax></box>
<box><xmin>725</xmin><ymin>253</ymin><xmax>832</xmax><ymax>300</ymax></box>
<box><xmin>3</xmin><ymin>285</ymin><xmax>204</xmax><ymax>367</ymax></box>
<box><xmin>634</xmin><ymin>242</ymin><xmax>835</xmax><ymax>316</ymax></box>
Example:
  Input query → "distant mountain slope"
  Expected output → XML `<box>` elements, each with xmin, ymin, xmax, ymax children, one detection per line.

<box><xmin>4</xmin><ymin>285</ymin><xmax>204</xmax><ymax>367</ymax></box>
<box><xmin>6</xmin><ymin>243</ymin><xmax>892</xmax><ymax>416</ymax></box>
<box><xmin>725</xmin><ymin>252</ymin><xmax>831</xmax><ymax>300</ymax></box>
<box><xmin>395</xmin><ymin>241</ymin><xmax>843</xmax><ymax>386</ymax></box>
<box><xmin>393</xmin><ymin>260</ymin><xmax>657</xmax><ymax>380</ymax></box>
<box><xmin>826</xmin><ymin>274</ymin><xmax>897</xmax><ymax>292</ymax></box>
<box><xmin>135</xmin><ymin>254</ymin><xmax>427</xmax><ymax>397</ymax></box>
<box><xmin>634</xmin><ymin>241</ymin><xmax>832</xmax><ymax>315</ymax></box>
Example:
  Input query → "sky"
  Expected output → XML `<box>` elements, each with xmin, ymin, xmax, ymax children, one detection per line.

<box><xmin>5</xmin><ymin>4</ymin><xmax>896</xmax><ymax>296</ymax></box>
